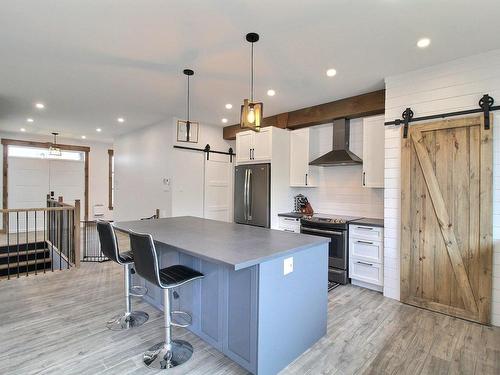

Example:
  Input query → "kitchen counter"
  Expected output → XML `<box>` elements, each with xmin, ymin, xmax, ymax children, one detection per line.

<box><xmin>350</xmin><ymin>217</ymin><xmax>384</xmax><ymax>228</ymax></box>
<box><xmin>114</xmin><ymin>216</ymin><xmax>329</xmax><ymax>375</ymax></box>
<box><xmin>277</xmin><ymin>212</ymin><xmax>304</xmax><ymax>219</ymax></box>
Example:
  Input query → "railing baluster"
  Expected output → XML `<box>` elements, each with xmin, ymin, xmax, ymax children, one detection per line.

<box><xmin>34</xmin><ymin>211</ymin><xmax>37</xmax><ymax>275</ymax></box>
<box><xmin>44</xmin><ymin>210</ymin><xmax>46</xmax><ymax>274</ymax></box>
<box><xmin>16</xmin><ymin>212</ymin><xmax>20</xmax><ymax>278</ymax></box>
<box><xmin>26</xmin><ymin>210</ymin><xmax>29</xmax><ymax>277</ymax></box>
<box><xmin>66</xmin><ymin>210</ymin><xmax>70</xmax><ymax>269</ymax></box>
<box><xmin>7</xmin><ymin>212</ymin><xmax>10</xmax><ymax>280</ymax></box>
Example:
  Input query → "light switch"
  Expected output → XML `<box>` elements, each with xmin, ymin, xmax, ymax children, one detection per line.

<box><xmin>283</xmin><ymin>257</ymin><xmax>294</xmax><ymax>275</ymax></box>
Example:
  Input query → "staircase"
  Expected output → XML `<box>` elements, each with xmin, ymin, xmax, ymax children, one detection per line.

<box><xmin>0</xmin><ymin>241</ymin><xmax>52</xmax><ymax>278</ymax></box>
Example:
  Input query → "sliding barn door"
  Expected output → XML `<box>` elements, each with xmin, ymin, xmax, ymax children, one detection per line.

<box><xmin>401</xmin><ymin>116</ymin><xmax>492</xmax><ymax>324</ymax></box>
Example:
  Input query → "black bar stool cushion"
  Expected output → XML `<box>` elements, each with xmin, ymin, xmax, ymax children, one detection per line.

<box><xmin>96</xmin><ymin>220</ymin><xmax>133</xmax><ymax>265</ymax></box>
<box><xmin>159</xmin><ymin>265</ymin><xmax>204</xmax><ymax>288</ymax></box>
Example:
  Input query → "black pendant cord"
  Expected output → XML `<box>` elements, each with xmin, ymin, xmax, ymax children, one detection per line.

<box><xmin>385</xmin><ymin>94</ymin><xmax>497</xmax><ymax>138</ymax></box>
<box><xmin>187</xmin><ymin>74</ymin><xmax>190</xmax><ymax>122</ymax></box>
<box><xmin>250</xmin><ymin>41</ymin><xmax>254</xmax><ymax>102</ymax></box>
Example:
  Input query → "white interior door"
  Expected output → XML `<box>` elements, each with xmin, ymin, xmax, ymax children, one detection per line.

<box><xmin>8</xmin><ymin>157</ymin><xmax>50</xmax><ymax>232</ymax></box>
<box><xmin>49</xmin><ymin>159</ymin><xmax>85</xmax><ymax>218</ymax></box>
<box><xmin>203</xmin><ymin>154</ymin><xmax>233</xmax><ymax>222</ymax></box>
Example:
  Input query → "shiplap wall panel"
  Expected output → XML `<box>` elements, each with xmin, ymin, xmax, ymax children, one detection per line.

<box><xmin>383</xmin><ymin>48</ymin><xmax>500</xmax><ymax>326</ymax></box>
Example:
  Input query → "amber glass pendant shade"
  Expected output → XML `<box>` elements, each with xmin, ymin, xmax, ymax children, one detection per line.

<box><xmin>240</xmin><ymin>99</ymin><xmax>263</xmax><ymax>131</ymax></box>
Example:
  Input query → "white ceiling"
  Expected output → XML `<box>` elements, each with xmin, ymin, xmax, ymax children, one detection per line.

<box><xmin>1</xmin><ymin>0</ymin><xmax>500</xmax><ymax>142</ymax></box>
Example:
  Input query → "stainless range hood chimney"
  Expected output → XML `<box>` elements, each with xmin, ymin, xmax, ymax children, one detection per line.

<box><xmin>309</xmin><ymin>118</ymin><xmax>362</xmax><ymax>166</ymax></box>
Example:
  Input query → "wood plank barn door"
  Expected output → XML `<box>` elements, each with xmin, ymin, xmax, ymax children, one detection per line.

<box><xmin>400</xmin><ymin>115</ymin><xmax>493</xmax><ymax>324</ymax></box>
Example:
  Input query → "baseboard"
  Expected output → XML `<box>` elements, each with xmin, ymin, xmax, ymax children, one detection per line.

<box><xmin>351</xmin><ymin>279</ymin><xmax>383</xmax><ymax>292</ymax></box>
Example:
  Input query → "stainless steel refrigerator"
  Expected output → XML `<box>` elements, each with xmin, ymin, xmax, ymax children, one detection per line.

<box><xmin>234</xmin><ymin>163</ymin><xmax>270</xmax><ymax>228</ymax></box>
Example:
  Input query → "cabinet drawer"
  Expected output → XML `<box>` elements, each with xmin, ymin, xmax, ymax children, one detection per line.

<box><xmin>349</xmin><ymin>259</ymin><xmax>383</xmax><ymax>286</ymax></box>
<box><xmin>349</xmin><ymin>238</ymin><xmax>382</xmax><ymax>263</ymax></box>
<box><xmin>349</xmin><ymin>225</ymin><xmax>383</xmax><ymax>241</ymax></box>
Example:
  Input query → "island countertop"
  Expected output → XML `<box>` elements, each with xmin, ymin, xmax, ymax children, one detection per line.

<box><xmin>114</xmin><ymin>216</ymin><xmax>330</xmax><ymax>270</ymax></box>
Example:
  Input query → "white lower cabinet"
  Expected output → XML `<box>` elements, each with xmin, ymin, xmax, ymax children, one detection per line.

<box><xmin>278</xmin><ymin>216</ymin><xmax>301</xmax><ymax>233</ymax></box>
<box><xmin>349</xmin><ymin>224</ymin><xmax>383</xmax><ymax>291</ymax></box>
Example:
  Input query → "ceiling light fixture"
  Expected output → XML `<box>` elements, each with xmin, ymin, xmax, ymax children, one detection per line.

<box><xmin>225</xmin><ymin>103</ymin><xmax>233</xmax><ymax>109</ymax></box>
<box><xmin>240</xmin><ymin>32</ymin><xmax>263</xmax><ymax>131</ymax></box>
<box><xmin>81</xmin><ymin>135</ymin><xmax>86</xmax><ymax>139</ymax></box>
<box><xmin>267</xmin><ymin>89</ymin><xmax>276</xmax><ymax>96</ymax></box>
<box><xmin>20</xmin><ymin>128</ymin><xmax>26</xmax><ymax>132</ymax></box>
<box><xmin>117</xmin><ymin>117</ymin><xmax>125</xmax><ymax>123</ymax></box>
<box><xmin>417</xmin><ymin>38</ymin><xmax>431</xmax><ymax>48</ymax></box>
<box><xmin>222</xmin><ymin>118</ymin><xmax>228</xmax><ymax>123</ymax></box>
<box><xmin>326</xmin><ymin>68</ymin><xmax>337</xmax><ymax>77</ymax></box>
<box><xmin>35</xmin><ymin>103</ymin><xmax>45</xmax><ymax>109</ymax></box>
<box><xmin>96</xmin><ymin>128</ymin><xmax>102</xmax><ymax>132</ymax></box>
<box><xmin>49</xmin><ymin>132</ymin><xmax>62</xmax><ymax>156</ymax></box>
<box><xmin>27</xmin><ymin>118</ymin><xmax>34</xmax><ymax>123</ymax></box>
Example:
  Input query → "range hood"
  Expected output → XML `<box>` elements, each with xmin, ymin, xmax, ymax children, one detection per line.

<box><xmin>309</xmin><ymin>118</ymin><xmax>362</xmax><ymax>166</ymax></box>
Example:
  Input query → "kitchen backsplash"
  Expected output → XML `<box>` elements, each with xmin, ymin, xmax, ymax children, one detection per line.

<box><xmin>292</xmin><ymin>119</ymin><xmax>384</xmax><ymax>218</ymax></box>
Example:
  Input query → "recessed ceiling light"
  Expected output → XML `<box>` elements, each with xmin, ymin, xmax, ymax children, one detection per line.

<box><xmin>267</xmin><ymin>89</ymin><xmax>276</xmax><ymax>96</ymax></box>
<box><xmin>27</xmin><ymin>118</ymin><xmax>34</xmax><ymax>123</ymax></box>
<box><xmin>81</xmin><ymin>135</ymin><xmax>86</xmax><ymax>139</ymax></box>
<box><xmin>96</xmin><ymin>128</ymin><xmax>102</xmax><ymax>132</ymax></box>
<box><xmin>35</xmin><ymin>103</ymin><xmax>45</xmax><ymax>109</ymax></box>
<box><xmin>221</xmin><ymin>118</ymin><xmax>228</xmax><ymax>123</ymax></box>
<box><xmin>225</xmin><ymin>103</ymin><xmax>233</xmax><ymax>109</ymax></box>
<box><xmin>20</xmin><ymin>128</ymin><xmax>26</xmax><ymax>132</ymax></box>
<box><xmin>417</xmin><ymin>38</ymin><xmax>431</xmax><ymax>48</ymax></box>
<box><xmin>117</xmin><ymin>117</ymin><xmax>125</xmax><ymax>123</ymax></box>
<box><xmin>326</xmin><ymin>68</ymin><xmax>337</xmax><ymax>77</ymax></box>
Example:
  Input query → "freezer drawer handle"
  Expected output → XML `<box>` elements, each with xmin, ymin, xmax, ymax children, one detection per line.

<box><xmin>283</xmin><ymin>229</ymin><xmax>295</xmax><ymax>233</ymax></box>
<box><xmin>356</xmin><ymin>226</ymin><xmax>374</xmax><ymax>230</ymax></box>
<box><xmin>356</xmin><ymin>240</ymin><xmax>374</xmax><ymax>245</ymax></box>
<box><xmin>356</xmin><ymin>261</ymin><xmax>374</xmax><ymax>267</ymax></box>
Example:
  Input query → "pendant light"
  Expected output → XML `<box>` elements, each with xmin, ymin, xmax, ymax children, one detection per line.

<box><xmin>184</xmin><ymin>68</ymin><xmax>194</xmax><ymax>141</ymax></box>
<box><xmin>49</xmin><ymin>132</ymin><xmax>62</xmax><ymax>156</ymax></box>
<box><xmin>240</xmin><ymin>32</ymin><xmax>263</xmax><ymax>131</ymax></box>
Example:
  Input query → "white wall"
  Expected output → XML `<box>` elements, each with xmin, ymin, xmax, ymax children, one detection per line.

<box><xmin>383</xmin><ymin>49</ymin><xmax>500</xmax><ymax>325</ymax></box>
<box><xmin>0</xmin><ymin>131</ymin><xmax>113</xmax><ymax>222</ymax></box>
<box><xmin>293</xmin><ymin>119</ymin><xmax>384</xmax><ymax>218</ymax></box>
<box><xmin>113</xmin><ymin>118</ymin><xmax>233</xmax><ymax>221</ymax></box>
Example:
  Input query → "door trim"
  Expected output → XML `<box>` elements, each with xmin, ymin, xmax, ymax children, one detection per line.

<box><xmin>1</xmin><ymin>138</ymin><xmax>90</xmax><ymax>233</ymax></box>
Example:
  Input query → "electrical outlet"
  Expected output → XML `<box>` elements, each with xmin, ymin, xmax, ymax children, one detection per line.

<box><xmin>283</xmin><ymin>257</ymin><xmax>294</xmax><ymax>275</ymax></box>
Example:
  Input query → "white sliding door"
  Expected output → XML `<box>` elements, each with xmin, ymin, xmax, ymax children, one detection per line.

<box><xmin>203</xmin><ymin>154</ymin><xmax>233</xmax><ymax>222</ymax></box>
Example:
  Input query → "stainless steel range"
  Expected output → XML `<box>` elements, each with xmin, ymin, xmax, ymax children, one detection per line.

<box><xmin>300</xmin><ymin>214</ymin><xmax>362</xmax><ymax>290</ymax></box>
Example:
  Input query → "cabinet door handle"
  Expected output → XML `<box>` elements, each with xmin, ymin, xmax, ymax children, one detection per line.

<box><xmin>356</xmin><ymin>240</ymin><xmax>373</xmax><ymax>245</ymax></box>
<box><xmin>249</xmin><ymin>148</ymin><xmax>252</xmax><ymax>160</ymax></box>
<box><xmin>356</xmin><ymin>226</ymin><xmax>373</xmax><ymax>230</ymax></box>
<box><xmin>356</xmin><ymin>261</ymin><xmax>374</xmax><ymax>267</ymax></box>
<box><xmin>283</xmin><ymin>229</ymin><xmax>295</xmax><ymax>233</ymax></box>
<box><xmin>362</xmin><ymin>171</ymin><xmax>366</xmax><ymax>186</ymax></box>
<box><xmin>305</xmin><ymin>173</ymin><xmax>308</xmax><ymax>186</ymax></box>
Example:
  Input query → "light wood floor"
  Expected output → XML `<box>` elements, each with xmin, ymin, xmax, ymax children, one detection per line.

<box><xmin>0</xmin><ymin>262</ymin><xmax>498</xmax><ymax>375</ymax></box>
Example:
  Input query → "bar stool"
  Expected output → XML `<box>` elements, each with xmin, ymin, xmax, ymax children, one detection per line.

<box><xmin>96</xmin><ymin>220</ymin><xmax>149</xmax><ymax>330</ymax></box>
<box><xmin>128</xmin><ymin>230</ymin><xmax>204</xmax><ymax>369</ymax></box>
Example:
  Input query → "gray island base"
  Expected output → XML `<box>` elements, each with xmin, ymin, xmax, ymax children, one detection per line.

<box><xmin>114</xmin><ymin>217</ymin><xmax>330</xmax><ymax>375</ymax></box>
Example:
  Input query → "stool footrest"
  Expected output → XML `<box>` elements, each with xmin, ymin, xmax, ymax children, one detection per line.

<box><xmin>130</xmin><ymin>285</ymin><xmax>148</xmax><ymax>297</ymax></box>
<box><xmin>171</xmin><ymin>310</ymin><xmax>192</xmax><ymax>328</ymax></box>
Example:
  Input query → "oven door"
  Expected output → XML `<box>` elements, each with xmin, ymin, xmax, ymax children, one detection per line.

<box><xmin>300</xmin><ymin>226</ymin><xmax>347</xmax><ymax>270</ymax></box>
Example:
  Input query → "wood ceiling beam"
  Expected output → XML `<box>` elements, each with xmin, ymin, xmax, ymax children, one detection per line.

<box><xmin>223</xmin><ymin>89</ymin><xmax>385</xmax><ymax>140</ymax></box>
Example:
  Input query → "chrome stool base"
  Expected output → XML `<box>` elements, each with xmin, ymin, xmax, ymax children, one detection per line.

<box><xmin>143</xmin><ymin>340</ymin><xmax>193</xmax><ymax>369</ymax></box>
<box><xmin>106</xmin><ymin>311</ymin><xmax>149</xmax><ymax>331</ymax></box>
<box><xmin>130</xmin><ymin>285</ymin><xmax>148</xmax><ymax>297</ymax></box>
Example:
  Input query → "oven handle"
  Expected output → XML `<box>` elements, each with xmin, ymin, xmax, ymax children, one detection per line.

<box><xmin>301</xmin><ymin>227</ymin><xmax>343</xmax><ymax>236</ymax></box>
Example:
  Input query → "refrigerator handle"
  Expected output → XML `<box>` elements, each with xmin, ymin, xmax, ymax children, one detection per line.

<box><xmin>243</xmin><ymin>169</ymin><xmax>248</xmax><ymax>220</ymax></box>
<box><xmin>247</xmin><ymin>169</ymin><xmax>253</xmax><ymax>220</ymax></box>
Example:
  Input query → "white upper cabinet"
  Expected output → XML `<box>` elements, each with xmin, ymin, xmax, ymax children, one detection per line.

<box><xmin>289</xmin><ymin>128</ymin><xmax>318</xmax><ymax>187</ymax></box>
<box><xmin>362</xmin><ymin>115</ymin><xmax>385</xmax><ymax>188</ymax></box>
<box><xmin>236</xmin><ymin>127</ymin><xmax>272</xmax><ymax>164</ymax></box>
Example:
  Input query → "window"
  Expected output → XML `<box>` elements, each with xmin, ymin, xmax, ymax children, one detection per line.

<box><xmin>8</xmin><ymin>145</ymin><xmax>84</xmax><ymax>161</ymax></box>
<box><xmin>108</xmin><ymin>149</ymin><xmax>114</xmax><ymax>210</ymax></box>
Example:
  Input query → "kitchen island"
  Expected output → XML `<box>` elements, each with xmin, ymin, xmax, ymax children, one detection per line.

<box><xmin>114</xmin><ymin>216</ymin><xmax>329</xmax><ymax>375</ymax></box>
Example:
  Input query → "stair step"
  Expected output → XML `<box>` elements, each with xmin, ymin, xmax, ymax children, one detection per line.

<box><xmin>0</xmin><ymin>257</ymin><xmax>51</xmax><ymax>270</ymax></box>
<box><xmin>0</xmin><ymin>248</ymin><xmax>48</xmax><ymax>258</ymax></box>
